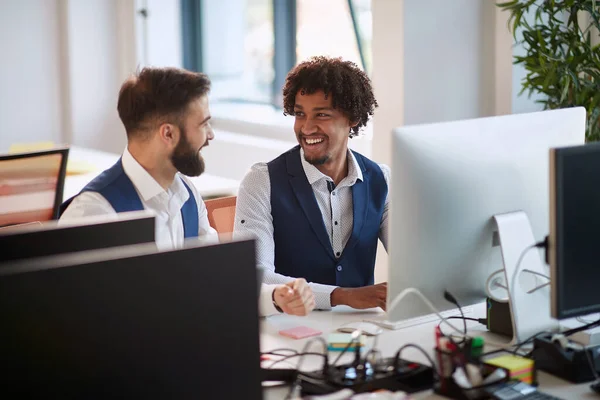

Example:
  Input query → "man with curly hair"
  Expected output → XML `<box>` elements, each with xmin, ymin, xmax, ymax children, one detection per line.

<box><xmin>234</xmin><ymin>56</ymin><xmax>389</xmax><ymax>311</ymax></box>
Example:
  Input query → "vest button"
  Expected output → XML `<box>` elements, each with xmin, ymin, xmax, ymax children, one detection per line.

<box><xmin>337</xmin><ymin>265</ymin><xmax>342</xmax><ymax>272</ymax></box>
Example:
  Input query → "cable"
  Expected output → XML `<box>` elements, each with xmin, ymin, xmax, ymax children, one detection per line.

<box><xmin>509</xmin><ymin>240</ymin><xmax>547</xmax><ymax>306</ymax></box>
<box><xmin>266</xmin><ymin>352</ymin><xmax>328</xmax><ymax>369</ymax></box>
<box><xmin>332</xmin><ymin>330</ymin><xmax>363</xmax><ymax>365</ymax></box>
<box><xmin>387</xmin><ymin>288</ymin><xmax>514</xmax><ymax>349</ymax></box>
<box><xmin>487</xmin><ymin>239</ymin><xmax>548</xmax><ymax>302</ymax></box>
<box><xmin>521</xmin><ymin>269</ymin><xmax>549</xmax><ymax>280</ymax></box>
<box><xmin>443</xmin><ymin>291</ymin><xmax>468</xmax><ymax>344</ymax></box>
<box><xmin>563</xmin><ymin>318</ymin><xmax>600</xmax><ymax>337</ymax></box>
<box><xmin>437</xmin><ymin>316</ymin><xmax>487</xmax><ymax>340</ymax></box>
<box><xmin>262</xmin><ymin>348</ymin><xmax>299</xmax><ymax>357</ymax></box>
<box><xmin>511</xmin><ymin>330</ymin><xmax>554</xmax><ymax>356</ymax></box>
<box><xmin>387</xmin><ymin>288</ymin><xmax>465</xmax><ymax>336</ymax></box>
<box><xmin>393</xmin><ymin>343</ymin><xmax>438</xmax><ymax>378</ymax></box>
<box><xmin>284</xmin><ymin>337</ymin><xmax>329</xmax><ymax>400</ymax></box>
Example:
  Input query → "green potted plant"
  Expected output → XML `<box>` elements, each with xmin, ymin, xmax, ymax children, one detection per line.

<box><xmin>498</xmin><ymin>0</ymin><xmax>600</xmax><ymax>141</ymax></box>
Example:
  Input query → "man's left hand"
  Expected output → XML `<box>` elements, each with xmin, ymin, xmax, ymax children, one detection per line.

<box><xmin>273</xmin><ymin>278</ymin><xmax>315</xmax><ymax>316</ymax></box>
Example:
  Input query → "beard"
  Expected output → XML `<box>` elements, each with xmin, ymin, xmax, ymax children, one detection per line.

<box><xmin>297</xmin><ymin>132</ymin><xmax>330</xmax><ymax>166</ymax></box>
<box><xmin>303</xmin><ymin>153</ymin><xmax>329</xmax><ymax>166</ymax></box>
<box><xmin>170</xmin><ymin>126</ymin><xmax>205</xmax><ymax>177</ymax></box>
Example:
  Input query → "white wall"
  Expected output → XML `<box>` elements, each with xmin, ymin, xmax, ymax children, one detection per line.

<box><xmin>66</xmin><ymin>0</ymin><xmax>125</xmax><ymax>153</ymax></box>
<box><xmin>403</xmin><ymin>0</ymin><xmax>484</xmax><ymax>125</ymax></box>
<box><xmin>0</xmin><ymin>0</ymin><xmax>63</xmax><ymax>151</ymax></box>
<box><xmin>0</xmin><ymin>0</ymin><xmax>184</xmax><ymax>154</ymax></box>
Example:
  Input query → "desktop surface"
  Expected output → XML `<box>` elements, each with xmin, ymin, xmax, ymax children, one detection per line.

<box><xmin>260</xmin><ymin>304</ymin><xmax>591</xmax><ymax>399</ymax></box>
<box><xmin>64</xmin><ymin>146</ymin><xmax>240</xmax><ymax>200</ymax></box>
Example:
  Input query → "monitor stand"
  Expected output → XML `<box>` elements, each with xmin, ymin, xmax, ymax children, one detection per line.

<box><xmin>493</xmin><ymin>211</ymin><xmax>559</xmax><ymax>345</ymax></box>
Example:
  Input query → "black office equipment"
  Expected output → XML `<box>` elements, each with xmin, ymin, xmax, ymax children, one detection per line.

<box><xmin>0</xmin><ymin>210</ymin><xmax>155</xmax><ymax>262</ymax></box>
<box><xmin>531</xmin><ymin>143</ymin><xmax>600</xmax><ymax>385</ymax></box>
<box><xmin>530</xmin><ymin>335</ymin><xmax>599</xmax><ymax>383</ymax></box>
<box><xmin>262</xmin><ymin>357</ymin><xmax>434</xmax><ymax>395</ymax></box>
<box><xmin>486</xmin><ymin>297</ymin><xmax>514</xmax><ymax>337</ymax></box>
<box><xmin>0</xmin><ymin>239</ymin><xmax>262</xmax><ymax>399</ymax></box>
<box><xmin>549</xmin><ymin>142</ymin><xmax>600</xmax><ymax>319</ymax></box>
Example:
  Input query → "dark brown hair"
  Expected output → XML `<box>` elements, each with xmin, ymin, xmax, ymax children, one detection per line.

<box><xmin>282</xmin><ymin>56</ymin><xmax>378</xmax><ymax>138</ymax></box>
<box><xmin>117</xmin><ymin>67</ymin><xmax>211</xmax><ymax>137</ymax></box>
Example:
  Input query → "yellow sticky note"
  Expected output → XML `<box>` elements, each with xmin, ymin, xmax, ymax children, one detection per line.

<box><xmin>65</xmin><ymin>160</ymin><xmax>98</xmax><ymax>175</ymax></box>
<box><xmin>486</xmin><ymin>355</ymin><xmax>533</xmax><ymax>372</ymax></box>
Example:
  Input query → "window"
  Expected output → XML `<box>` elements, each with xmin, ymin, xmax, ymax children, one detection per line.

<box><xmin>297</xmin><ymin>0</ymin><xmax>371</xmax><ymax>74</ymax></box>
<box><xmin>182</xmin><ymin>0</ymin><xmax>371</xmax><ymax>108</ymax></box>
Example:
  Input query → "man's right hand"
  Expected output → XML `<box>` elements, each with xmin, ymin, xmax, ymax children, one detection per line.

<box><xmin>330</xmin><ymin>282</ymin><xmax>387</xmax><ymax>310</ymax></box>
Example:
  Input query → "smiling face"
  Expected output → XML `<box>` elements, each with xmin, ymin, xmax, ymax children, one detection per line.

<box><xmin>293</xmin><ymin>90</ymin><xmax>354</xmax><ymax>167</ymax></box>
<box><xmin>170</xmin><ymin>95</ymin><xmax>214</xmax><ymax>176</ymax></box>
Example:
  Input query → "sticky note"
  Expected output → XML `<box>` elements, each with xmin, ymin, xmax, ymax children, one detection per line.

<box><xmin>278</xmin><ymin>326</ymin><xmax>322</xmax><ymax>340</ymax></box>
<box><xmin>486</xmin><ymin>354</ymin><xmax>534</xmax><ymax>384</ymax></box>
<box><xmin>327</xmin><ymin>333</ymin><xmax>365</xmax><ymax>352</ymax></box>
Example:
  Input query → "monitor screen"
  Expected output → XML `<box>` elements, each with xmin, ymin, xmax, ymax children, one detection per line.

<box><xmin>550</xmin><ymin>143</ymin><xmax>600</xmax><ymax>319</ymax></box>
<box><xmin>389</xmin><ymin>107</ymin><xmax>586</xmax><ymax>322</ymax></box>
<box><xmin>0</xmin><ymin>210</ymin><xmax>155</xmax><ymax>262</ymax></box>
<box><xmin>0</xmin><ymin>239</ymin><xmax>261</xmax><ymax>399</ymax></box>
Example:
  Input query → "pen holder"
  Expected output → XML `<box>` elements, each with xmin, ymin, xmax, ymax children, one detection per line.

<box><xmin>433</xmin><ymin>347</ymin><xmax>509</xmax><ymax>400</ymax></box>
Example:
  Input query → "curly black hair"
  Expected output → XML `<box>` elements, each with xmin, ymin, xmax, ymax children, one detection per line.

<box><xmin>282</xmin><ymin>56</ymin><xmax>378</xmax><ymax>138</ymax></box>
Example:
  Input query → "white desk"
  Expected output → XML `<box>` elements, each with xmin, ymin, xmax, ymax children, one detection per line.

<box><xmin>260</xmin><ymin>304</ymin><xmax>591</xmax><ymax>399</ymax></box>
<box><xmin>63</xmin><ymin>146</ymin><xmax>240</xmax><ymax>201</ymax></box>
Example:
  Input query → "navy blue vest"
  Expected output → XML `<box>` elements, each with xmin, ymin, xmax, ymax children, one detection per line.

<box><xmin>60</xmin><ymin>159</ymin><xmax>199</xmax><ymax>238</ymax></box>
<box><xmin>268</xmin><ymin>146</ymin><xmax>387</xmax><ymax>287</ymax></box>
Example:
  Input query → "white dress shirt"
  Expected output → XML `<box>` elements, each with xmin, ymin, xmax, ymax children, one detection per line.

<box><xmin>234</xmin><ymin>148</ymin><xmax>390</xmax><ymax>310</ymax></box>
<box><xmin>60</xmin><ymin>148</ymin><xmax>280</xmax><ymax>317</ymax></box>
<box><xmin>60</xmin><ymin>148</ymin><xmax>217</xmax><ymax>250</ymax></box>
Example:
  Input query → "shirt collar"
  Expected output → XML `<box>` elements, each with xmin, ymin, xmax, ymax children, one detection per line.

<box><xmin>121</xmin><ymin>147</ymin><xmax>189</xmax><ymax>203</ymax></box>
<box><xmin>299</xmin><ymin>148</ymin><xmax>364</xmax><ymax>185</ymax></box>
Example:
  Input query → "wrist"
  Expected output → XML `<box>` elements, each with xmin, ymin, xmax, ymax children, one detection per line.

<box><xmin>271</xmin><ymin>288</ymin><xmax>283</xmax><ymax>313</ymax></box>
<box><xmin>330</xmin><ymin>287</ymin><xmax>347</xmax><ymax>307</ymax></box>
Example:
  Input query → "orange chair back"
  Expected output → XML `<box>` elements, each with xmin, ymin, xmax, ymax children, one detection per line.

<box><xmin>0</xmin><ymin>148</ymin><xmax>69</xmax><ymax>227</ymax></box>
<box><xmin>204</xmin><ymin>195</ymin><xmax>237</xmax><ymax>235</ymax></box>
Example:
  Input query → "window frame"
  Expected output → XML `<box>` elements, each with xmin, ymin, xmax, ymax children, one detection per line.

<box><xmin>181</xmin><ymin>0</ymin><xmax>366</xmax><ymax>109</ymax></box>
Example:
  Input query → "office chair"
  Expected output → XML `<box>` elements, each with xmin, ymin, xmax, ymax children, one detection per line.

<box><xmin>0</xmin><ymin>147</ymin><xmax>69</xmax><ymax>227</ymax></box>
<box><xmin>204</xmin><ymin>195</ymin><xmax>237</xmax><ymax>236</ymax></box>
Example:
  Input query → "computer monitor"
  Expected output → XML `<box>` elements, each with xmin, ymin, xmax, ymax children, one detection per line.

<box><xmin>0</xmin><ymin>239</ymin><xmax>262</xmax><ymax>399</ymax></box>
<box><xmin>388</xmin><ymin>108</ymin><xmax>585</xmax><ymax>325</ymax></box>
<box><xmin>550</xmin><ymin>142</ymin><xmax>600</xmax><ymax>319</ymax></box>
<box><xmin>0</xmin><ymin>210</ymin><xmax>155</xmax><ymax>262</ymax></box>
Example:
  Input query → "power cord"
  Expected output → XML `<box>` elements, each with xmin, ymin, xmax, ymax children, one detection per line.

<box><xmin>437</xmin><ymin>316</ymin><xmax>488</xmax><ymax>340</ymax></box>
<box><xmin>266</xmin><ymin>352</ymin><xmax>328</xmax><ymax>370</ymax></box>
<box><xmin>387</xmin><ymin>288</ymin><xmax>465</xmax><ymax>336</ymax></box>
<box><xmin>509</xmin><ymin>239</ymin><xmax>548</xmax><ymax>303</ymax></box>
<box><xmin>285</xmin><ymin>337</ymin><xmax>329</xmax><ymax>400</ymax></box>
<box><xmin>393</xmin><ymin>343</ymin><xmax>438</xmax><ymax>378</ymax></box>
<box><xmin>563</xmin><ymin>317</ymin><xmax>600</xmax><ymax>337</ymax></box>
<box><xmin>486</xmin><ymin>238</ymin><xmax>549</xmax><ymax>302</ymax></box>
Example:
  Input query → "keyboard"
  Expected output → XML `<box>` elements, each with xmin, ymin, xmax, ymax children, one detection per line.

<box><xmin>485</xmin><ymin>381</ymin><xmax>563</xmax><ymax>400</ymax></box>
<box><xmin>363</xmin><ymin>306</ymin><xmax>474</xmax><ymax>331</ymax></box>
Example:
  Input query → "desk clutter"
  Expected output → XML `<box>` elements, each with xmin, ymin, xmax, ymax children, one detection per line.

<box><xmin>261</xmin><ymin>320</ymin><xmax>575</xmax><ymax>400</ymax></box>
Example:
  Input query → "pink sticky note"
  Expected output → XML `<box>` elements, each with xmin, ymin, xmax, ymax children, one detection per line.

<box><xmin>278</xmin><ymin>326</ymin><xmax>323</xmax><ymax>340</ymax></box>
